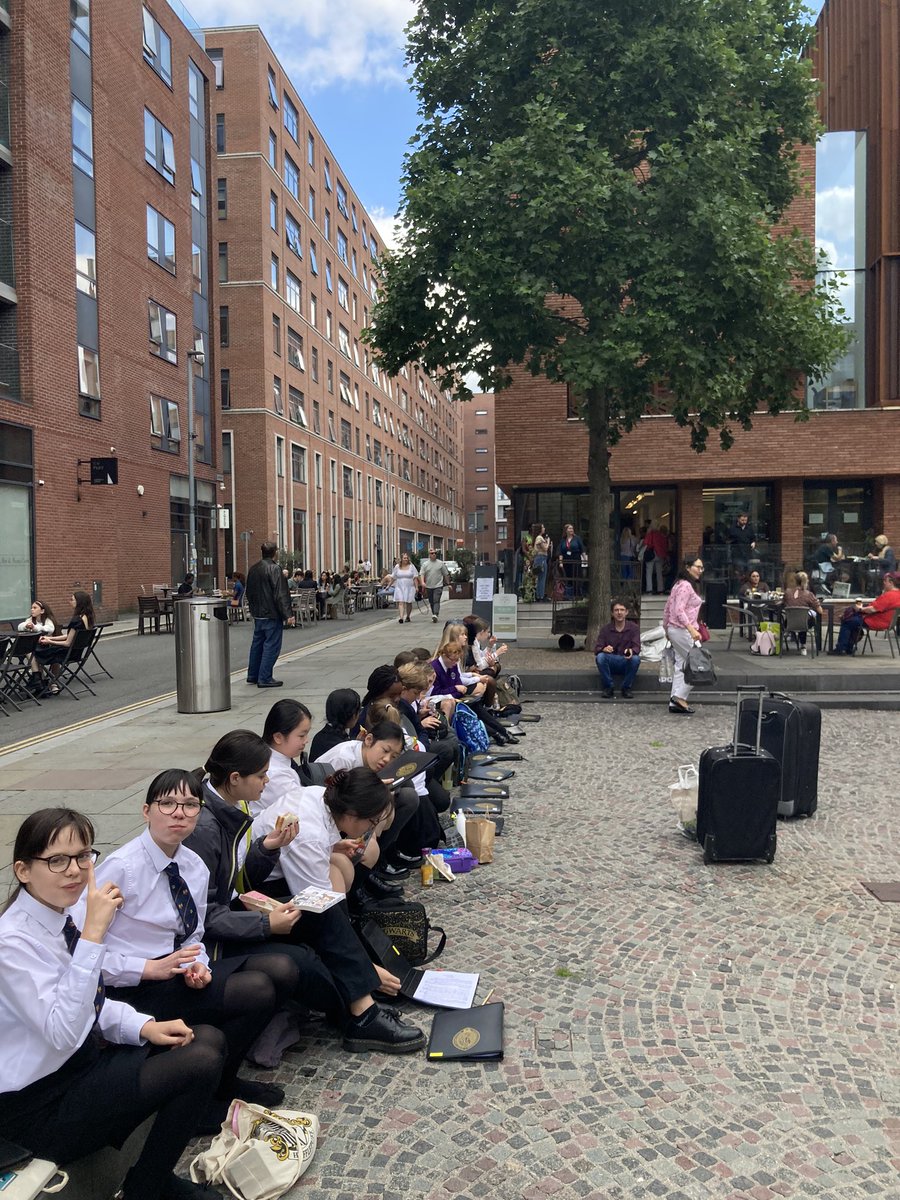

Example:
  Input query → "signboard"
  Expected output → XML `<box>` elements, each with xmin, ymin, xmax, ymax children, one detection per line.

<box><xmin>475</xmin><ymin>576</ymin><xmax>494</xmax><ymax>602</ymax></box>
<box><xmin>471</xmin><ymin>564</ymin><xmax>497</xmax><ymax>625</ymax></box>
<box><xmin>492</xmin><ymin>593</ymin><xmax>518</xmax><ymax>641</ymax></box>
<box><xmin>90</xmin><ymin>457</ymin><xmax>118</xmax><ymax>485</ymax></box>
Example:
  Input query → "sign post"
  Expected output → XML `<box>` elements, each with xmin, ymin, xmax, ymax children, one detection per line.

<box><xmin>492</xmin><ymin>593</ymin><xmax>518</xmax><ymax>641</ymax></box>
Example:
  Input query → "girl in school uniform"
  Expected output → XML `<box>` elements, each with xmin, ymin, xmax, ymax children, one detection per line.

<box><xmin>0</xmin><ymin>807</ymin><xmax>225</xmax><ymax>1200</ymax></box>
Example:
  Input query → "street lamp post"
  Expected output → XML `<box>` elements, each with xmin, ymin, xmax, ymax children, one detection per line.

<box><xmin>186</xmin><ymin>340</ymin><xmax>205</xmax><ymax>582</ymax></box>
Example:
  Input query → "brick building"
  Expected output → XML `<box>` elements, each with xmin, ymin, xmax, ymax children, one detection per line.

<box><xmin>461</xmin><ymin>392</ymin><xmax>510</xmax><ymax>561</ymax></box>
<box><xmin>0</xmin><ymin>0</ymin><xmax>220</xmax><ymax>621</ymax></box>
<box><xmin>495</xmin><ymin>0</ymin><xmax>900</xmax><ymax>588</ymax></box>
<box><xmin>205</xmin><ymin>26</ymin><xmax>463</xmax><ymax>580</ymax></box>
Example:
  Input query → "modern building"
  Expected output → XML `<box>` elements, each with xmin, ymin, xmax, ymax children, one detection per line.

<box><xmin>460</xmin><ymin>392</ymin><xmax>510</xmax><ymax>561</ymax></box>
<box><xmin>0</xmin><ymin>0</ymin><xmax>221</xmax><ymax>621</ymax></box>
<box><xmin>494</xmin><ymin>0</ymin><xmax>900</xmax><ymax>584</ymax></box>
<box><xmin>204</xmin><ymin>26</ymin><xmax>463</xmax><ymax>579</ymax></box>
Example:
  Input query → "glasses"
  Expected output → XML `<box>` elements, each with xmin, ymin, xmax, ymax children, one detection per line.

<box><xmin>32</xmin><ymin>849</ymin><xmax>100</xmax><ymax>873</ymax></box>
<box><xmin>151</xmin><ymin>798</ymin><xmax>203</xmax><ymax>816</ymax></box>
<box><xmin>692</xmin><ymin>563</ymin><xmax>705</xmax><ymax>571</ymax></box>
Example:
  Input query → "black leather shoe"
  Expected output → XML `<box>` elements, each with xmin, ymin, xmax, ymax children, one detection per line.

<box><xmin>375</xmin><ymin>862</ymin><xmax>410</xmax><ymax>881</ymax></box>
<box><xmin>230</xmin><ymin>1077</ymin><xmax>285</xmax><ymax>1107</ymax></box>
<box><xmin>621</xmin><ymin>688</ymin><xmax>634</xmax><ymax>699</ymax></box>
<box><xmin>348</xmin><ymin>885</ymin><xmax>402</xmax><ymax>913</ymax></box>
<box><xmin>497</xmin><ymin>703</ymin><xmax>522</xmax><ymax>717</ymax></box>
<box><xmin>258</xmin><ymin>679</ymin><xmax>284</xmax><ymax>688</ymax></box>
<box><xmin>363</xmin><ymin>873</ymin><xmax>404</xmax><ymax>898</ymax></box>
<box><xmin>600</xmin><ymin>687</ymin><xmax>614</xmax><ymax>699</ymax></box>
<box><xmin>668</xmin><ymin>701</ymin><xmax>695</xmax><ymax>715</ymax></box>
<box><xmin>343</xmin><ymin>1004</ymin><xmax>426</xmax><ymax>1053</ymax></box>
<box><xmin>162</xmin><ymin>1173</ymin><xmax>217</xmax><ymax>1198</ymax></box>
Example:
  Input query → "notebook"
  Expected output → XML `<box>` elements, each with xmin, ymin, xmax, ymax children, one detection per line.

<box><xmin>427</xmin><ymin>1002</ymin><xmax>504</xmax><ymax>1061</ymax></box>
<box><xmin>377</xmin><ymin>749</ymin><xmax>438</xmax><ymax>787</ymax></box>
<box><xmin>360</xmin><ymin>920</ymin><xmax>479</xmax><ymax>1009</ymax></box>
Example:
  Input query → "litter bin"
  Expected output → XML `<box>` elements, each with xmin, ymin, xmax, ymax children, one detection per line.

<box><xmin>174</xmin><ymin>597</ymin><xmax>231</xmax><ymax>713</ymax></box>
<box><xmin>704</xmin><ymin>580</ymin><xmax>728</xmax><ymax>630</ymax></box>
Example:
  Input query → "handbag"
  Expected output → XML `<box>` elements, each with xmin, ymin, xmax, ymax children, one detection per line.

<box><xmin>0</xmin><ymin>1159</ymin><xmax>68</xmax><ymax>1200</ymax></box>
<box><xmin>697</xmin><ymin>621</ymin><xmax>710</xmax><ymax>643</ymax></box>
<box><xmin>191</xmin><ymin>1100</ymin><xmax>318</xmax><ymax>1200</ymax></box>
<box><xmin>351</xmin><ymin>901</ymin><xmax>446</xmax><ymax>965</ymax></box>
<box><xmin>683</xmin><ymin>643</ymin><xmax>716</xmax><ymax>686</ymax></box>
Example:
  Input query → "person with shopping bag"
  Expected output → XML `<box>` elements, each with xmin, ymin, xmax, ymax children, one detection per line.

<box><xmin>662</xmin><ymin>556</ymin><xmax>705</xmax><ymax>715</ymax></box>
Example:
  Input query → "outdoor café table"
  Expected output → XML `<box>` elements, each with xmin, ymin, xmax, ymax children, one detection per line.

<box><xmin>819</xmin><ymin>596</ymin><xmax>860</xmax><ymax>653</ymax></box>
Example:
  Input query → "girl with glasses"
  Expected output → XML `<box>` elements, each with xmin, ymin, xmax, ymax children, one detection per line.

<box><xmin>663</xmin><ymin>557</ymin><xmax>706</xmax><ymax>715</ymax></box>
<box><xmin>0</xmin><ymin>807</ymin><xmax>226</xmax><ymax>1200</ymax></box>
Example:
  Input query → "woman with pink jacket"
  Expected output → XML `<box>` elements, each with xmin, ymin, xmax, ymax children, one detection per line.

<box><xmin>662</xmin><ymin>556</ymin><xmax>705</xmax><ymax>715</ymax></box>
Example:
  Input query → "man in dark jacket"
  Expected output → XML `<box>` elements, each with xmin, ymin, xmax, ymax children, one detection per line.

<box><xmin>594</xmin><ymin>600</ymin><xmax>642</xmax><ymax>699</ymax></box>
<box><xmin>245</xmin><ymin>541</ymin><xmax>294</xmax><ymax>687</ymax></box>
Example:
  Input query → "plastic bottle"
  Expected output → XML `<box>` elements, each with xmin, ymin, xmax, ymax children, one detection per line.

<box><xmin>420</xmin><ymin>851</ymin><xmax>434</xmax><ymax>887</ymax></box>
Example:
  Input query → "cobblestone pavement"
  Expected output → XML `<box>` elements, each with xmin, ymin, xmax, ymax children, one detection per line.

<box><xmin>204</xmin><ymin>701</ymin><xmax>900</xmax><ymax>1200</ymax></box>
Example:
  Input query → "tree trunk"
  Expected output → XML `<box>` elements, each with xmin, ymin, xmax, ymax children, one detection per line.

<box><xmin>585</xmin><ymin>389</ymin><xmax>612</xmax><ymax>651</ymax></box>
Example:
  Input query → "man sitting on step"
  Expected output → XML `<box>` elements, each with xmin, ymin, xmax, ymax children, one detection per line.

<box><xmin>594</xmin><ymin>600</ymin><xmax>641</xmax><ymax>699</ymax></box>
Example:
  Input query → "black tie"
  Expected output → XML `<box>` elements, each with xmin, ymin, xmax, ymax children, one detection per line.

<box><xmin>164</xmin><ymin>862</ymin><xmax>198</xmax><ymax>948</ymax></box>
<box><xmin>63</xmin><ymin>915</ymin><xmax>105</xmax><ymax>1018</ymax></box>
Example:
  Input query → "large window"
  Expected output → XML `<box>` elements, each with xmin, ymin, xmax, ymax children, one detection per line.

<box><xmin>808</xmin><ymin>131</ymin><xmax>867</xmax><ymax>410</ymax></box>
<box><xmin>71</xmin><ymin>98</ymin><xmax>94</xmax><ymax>176</ymax></box>
<box><xmin>146</xmin><ymin>205</ymin><xmax>175</xmax><ymax>274</ymax></box>
<box><xmin>286</xmin><ymin>271</ymin><xmax>301</xmax><ymax>314</ymax></box>
<box><xmin>291</xmin><ymin>444</ymin><xmax>307</xmax><ymax>482</ymax></box>
<box><xmin>142</xmin><ymin>7</ymin><xmax>172</xmax><ymax>86</ymax></box>
<box><xmin>803</xmin><ymin>480</ymin><xmax>872</xmax><ymax>561</ymax></box>
<box><xmin>287</xmin><ymin>327</ymin><xmax>304</xmax><ymax>370</ymax></box>
<box><xmin>75</xmin><ymin>222</ymin><xmax>97</xmax><ymax>296</ymax></box>
<box><xmin>150</xmin><ymin>394</ymin><xmax>180</xmax><ymax>452</ymax></box>
<box><xmin>285</xmin><ymin>212</ymin><xmax>302</xmax><ymax>258</ymax></box>
<box><xmin>149</xmin><ymin>300</ymin><xmax>177</xmax><ymax>363</ymax></box>
<box><xmin>78</xmin><ymin>345</ymin><xmax>101</xmax><ymax>418</ymax></box>
<box><xmin>206</xmin><ymin>48</ymin><xmax>223</xmax><ymax>89</ymax></box>
<box><xmin>144</xmin><ymin>109</ymin><xmax>175</xmax><ymax>183</ymax></box>
<box><xmin>284</xmin><ymin>153</ymin><xmax>299</xmax><ymax>200</ymax></box>
<box><xmin>283</xmin><ymin>94</ymin><xmax>298</xmax><ymax>141</ymax></box>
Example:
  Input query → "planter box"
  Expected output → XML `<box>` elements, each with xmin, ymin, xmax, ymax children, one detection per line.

<box><xmin>451</xmin><ymin>582</ymin><xmax>473</xmax><ymax>599</ymax></box>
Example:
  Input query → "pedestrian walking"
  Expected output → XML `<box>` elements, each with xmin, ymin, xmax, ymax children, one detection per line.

<box><xmin>245</xmin><ymin>541</ymin><xmax>295</xmax><ymax>688</ymax></box>
<box><xmin>391</xmin><ymin>553</ymin><xmax>420</xmax><ymax>624</ymax></box>
<box><xmin>663</xmin><ymin>556</ymin><xmax>705</xmax><ymax>715</ymax></box>
<box><xmin>420</xmin><ymin>548</ymin><xmax>450</xmax><ymax>622</ymax></box>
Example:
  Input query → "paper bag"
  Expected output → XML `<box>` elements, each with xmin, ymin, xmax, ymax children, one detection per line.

<box><xmin>465</xmin><ymin>816</ymin><xmax>495</xmax><ymax>864</ymax></box>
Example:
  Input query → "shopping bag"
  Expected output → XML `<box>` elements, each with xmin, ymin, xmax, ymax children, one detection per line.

<box><xmin>758</xmin><ymin>620</ymin><xmax>781</xmax><ymax>655</ymax></box>
<box><xmin>464</xmin><ymin>816</ymin><xmax>496</xmax><ymax>864</ymax></box>
<box><xmin>658</xmin><ymin>643</ymin><xmax>675</xmax><ymax>684</ymax></box>
<box><xmin>191</xmin><ymin>1100</ymin><xmax>319</xmax><ymax>1200</ymax></box>
<box><xmin>668</xmin><ymin>764</ymin><xmax>699</xmax><ymax>837</ymax></box>
<box><xmin>683</xmin><ymin>644</ymin><xmax>716</xmax><ymax>686</ymax></box>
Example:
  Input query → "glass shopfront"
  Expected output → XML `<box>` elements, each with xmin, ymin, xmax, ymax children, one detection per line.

<box><xmin>0</xmin><ymin>422</ymin><xmax>34</xmax><ymax>622</ymax></box>
<box><xmin>803</xmin><ymin>480</ymin><xmax>872</xmax><ymax>561</ymax></box>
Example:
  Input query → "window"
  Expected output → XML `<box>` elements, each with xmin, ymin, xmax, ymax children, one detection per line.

<box><xmin>291</xmin><ymin>444</ymin><xmax>306</xmax><ymax>482</ymax></box>
<box><xmin>372</xmin><ymin>400</ymin><xmax>382</xmax><ymax>428</ymax></box>
<box><xmin>190</xmin><ymin>158</ymin><xmax>203</xmax><ymax>209</ymax></box>
<box><xmin>475</xmin><ymin>447</ymin><xmax>488</xmax><ymax>453</ymax></box>
<box><xmin>351</xmin><ymin>249</ymin><xmax>358</xmax><ymax>279</ymax></box>
<box><xmin>144</xmin><ymin>109</ymin><xmax>175</xmax><ymax>183</ymax></box>
<box><xmin>270</xmin><ymin>253</ymin><xmax>279</xmax><ymax>290</ymax></box>
<box><xmin>267</xmin><ymin>67</ymin><xmax>278</xmax><ymax>109</ymax></box>
<box><xmin>283</xmin><ymin>94</ymin><xmax>298</xmax><ymax>140</ymax></box>
<box><xmin>339</xmin><ymin>371</ymin><xmax>351</xmax><ymax>404</ymax></box>
<box><xmin>325</xmin><ymin>261</ymin><xmax>333</xmax><ymax>292</ymax></box>
<box><xmin>285</xmin><ymin>270</ymin><xmax>301</xmax><ymax>314</ymax></box>
<box><xmin>207</xmin><ymin>48</ymin><xmax>223</xmax><ymax>89</ymax></box>
<box><xmin>78</xmin><ymin>345</ymin><xmax>100</xmax><ymax>417</ymax></box>
<box><xmin>307</xmin><ymin>187</ymin><xmax>316</xmax><ymax>222</ymax></box>
<box><xmin>142</xmin><ymin>8</ymin><xmax>172</xmax><ymax>86</ymax></box>
<box><xmin>216</xmin><ymin>113</ymin><xmax>226</xmax><ymax>153</ymax></box>
<box><xmin>287</xmin><ymin>327</ymin><xmax>305</xmax><ymax>371</ymax></box>
<box><xmin>192</xmin><ymin>241</ymin><xmax>203</xmax><ymax>291</ymax></box>
<box><xmin>75</xmin><ymin>222</ymin><xmax>97</xmax><ymax>296</ymax></box>
<box><xmin>336</xmin><ymin>180</ymin><xmax>349</xmax><ymax>219</ymax></box>
<box><xmin>272</xmin><ymin>314</ymin><xmax>281</xmax><ymax>355</ymax></box>
<box><xmin>475</xmin><ymin>409</ymin><xmax>488</xmax><ymax>416</ymax></box>
<box><xmin>475</xmin><ymin>466</ymin><xmax>488</xmax><ymax>473</ymax></box>
<box><xmin>222</xmin><ymin>431</ymin><xmax>232</xmax><ymax>474</ymax></box>
<box><xmin>285</xmin><ymin>212</ymin><xmax>302</xmax><ymax>257</ymax></box>
<box><xmin>220</xmin><ymin>367</ymin><xmax>231</xmax><ymax>408</ymax></box>
<box><xmin>284</xmin><ymin>153</ymin><xmax>299</xmax><ymax>200</ymax></box>
<box><xmin>219</xmin><ymin>306</ymin><xmax>229</xmax><ymax>347</ymax></box>
<box><xmin>217</xmin><ymin>177</ymin><xmax>227</xmax><ymax>219</ymax></box>
<box><xmin>326</xmin><ymin>359</ymin><xmax>333</xmax><ymax>394</ymax></box>
<box><xmin>309</xmin><ymin>241</ymin><xmax>318</xmax><ymax>275</ymax></box>
<box><xmin>325</xmin><ymin>310</ymin><xmax>333</xmax><ymax>341</ymax></box>
<box><xmin>268</xmin><ymin>129</ymin><xmax>277</xmax><ymax>167</ymax></box>
<box><xmin>330</xmin><ymin>459</ymin><xmax>337</xmax><ymax>489</ymax></box>
<box><xmin>341</xmin><ymin>420</ymin><xmax>352</xmax><ymax>451</ymax></box>
<box><xmin>323</xmin><ymin>158</ymin><xmax>332</xmax><ymax>191</ymax></box>
<box><xmin>312</xmin><ymin>400</ymin><xmax>321</xmax><ymax>434</ymax></box>
<box><xmin>337</xmin><ymin>230</ymin><xmax>348</xmax><ymax>265</ymax></box>
<box><xmin>149</xmin><ymin>301</ymin><xmax>177</xmax><ymax>363</ymax></box>
<box><xmin>71</xmin><ymin>0</ymin><xmax>90</xmax><ymax>54</ymax></box>
<box><xmin>375</xmin><ymin>479</ymin><xmax>383</xmax><ymax>507</ymax></box>
<box><xmin>475</xmin><ymin>427</ymin><xmax>488</xmax><ymax>434</ymax></box>
<box><xmin>72</xmin><ymin>98</ymin><xmax>94</xmax><ymax>176</ymax></box>
<box><xmin>310</xmin><ymin>346</ymin><xmax>319</xmax><ymax>381</ymax></box>
<box><xmin>351</xmin><ymin>203</ymin><xmax>358</xmax><ymax>233</ymax></box>
<box><xmin>337</xmin><ymin>276</ymin><xmax>349</xmax><ymax>311</ymax></box>
<box><xmin>218</xmin><ymin>242</ymin><xmax>228</xmax><ymax>282</ymax></box>
<box><xmin>327</xmin><ymin>412</ymin><xmax>336</xmax><ymax>443</ymax></box>
<box><xmin>475</xmin><ymin>485</ymin><xmax>489</xmax><ymax>492</ymax></box>
<box><xmin>343</xmin><ymin>465</ymin><xmax>353</xmax><ymax>497</ymax></box>
<box><xmin>273</xmin><ymin>375</ymin><xmax>283</xmax><ymax>414</ymax></box>
<box><xmin>323</xmin><ymin>209</ymin><xmax>331</xmax><ymax>242</ymax></box>
<box><xmin>288</xmin><ymin>386</ymin><xmax>307</xmax><ymax>427</ymax></box>
<box><xmin>146</xmin><ymin>205</ymin><xmax>175</xmax><ymax>275</ymax></box>
<box><xmin>310</xmin><ymin>294</ymin><xmax>317</xmax><ymax>327</ymax></box>
<box><xmin>150</xmin><ymin>395</ymin><xmax>180</xmax><ymax>451</ymax></box>
<box><xmin>338</xmin><ymin>325</ymin><xmax>350</xmax><ymax>358</ymax></box>
<box><xmin>315</xmin><ymin>453</ymin><xmax>322</xmax><ymax>487</ymax></box>
<box><xmin>307</xmin><ymin>132</ymin><xmax>315</xmax><ymax>167</ymax></box>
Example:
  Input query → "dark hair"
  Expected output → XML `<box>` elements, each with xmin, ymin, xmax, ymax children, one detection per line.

<box><xmin>411</xmin><ymin>647</ymin><xmax>432</xmax><ymax>661</ymax></box>
<box><xmin>5</xmin><ymin>808</ymin><xmax>95</xmax><ymax>911</ymax></box>
<box><xmin>362</xmin><ymin>665</ymin><xmax>401</xmax><ymax>707</ymax></box>
<box><xmin>393</xmin><ymin>649</ymin><xmax>418</xmax><ymax>668</ymax></box>
<box><xmin>263</xmin><ymin>699</ymin><xmax>313</xmax><ymax>744</ymax></box>
<box><xmin>32</xmin><ymin>599</ymin><xmax>58</xmax><ymax>628</ymax></box>
<box><xmin>323</xmin><ymin>767</ymin><xmax>394</xmax><ymax>823</ymax></box>
<box><xmin>676</xmin><ymin>555</ymin><xmax>703</xmax><ymax>592</ymax></box>
<box><xmin>231</xmin><ymin>571</ymin><xmax>245</xmax><ymax>584</ymax></box>
<box><xmin>303</xmin><ymin>569</ymin><xmax>314</xmax><ymax>580</ymax></box>
<box><xmin>261</xmin><ymin>541</ymin><xmax>278</xmax><ymax>559</ymax></box>
<box><xmin>363</xmin><ymin>719</ymin><xmax>404</xmax><ymax>746</ymax></box>
<box><xmin>72</xmin><ymin>590</ymin><xmax>96</xmax><ymax>626</ymax></box>
<box><xmin>462</xmin><ymin>615</ymin><xmax>487</xmax><ymax>644</ymax></box>
<box><xmin>610</xmin><ymin>597</ymin><xmax>629</xmax><ymax>611</ymax></box>
<box><xmin>204</xmin><ymin>729</ymin><xmax>271</xmax><ymax>786</ymax></box>
<box><xmin>146</xmin><ymin>769</ymin><xmax>203</xmax><ymax>807</ymax></box>
<box><xmin>324</xmin><ymin>688</ymin><xmax>361</xmax><ymax>730</ymax></box>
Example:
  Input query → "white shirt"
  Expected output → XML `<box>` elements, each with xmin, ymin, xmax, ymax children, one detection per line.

<box><xmin>253</xmin><ymin>747</ymin><xmax>301</xmax><ymax>819</ymax></box>
<box><xmin>252</xmin><ymin>787</ymin><xmax>338</xmax><ymax>894</ymax></box>
<box><xmin>17</xmin><ymin>618</ymin><xmax>55</xmax><ymax>634</ymax></box>
<box><xmin>313</xmin><ymin>739</ymin><xmax>364</xmax><ymax>771</ymax></box>
<box><xmin>74</xmin><ymin>829</ymin><xmax>210</xmax><ymax>986</ymax></box>
<box><xmin>0</xmin><ymin>889</ymin><xmax>150</xmax><ymax>1092</ymax></box>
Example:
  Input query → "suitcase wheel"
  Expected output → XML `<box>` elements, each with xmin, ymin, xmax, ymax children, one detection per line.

<box><xmin>703</xmin><ymin>834</ymin><xmax>716</xmax><ymax>865</ymax></box>
<box><xmin>765</xmin><ymin>834</ymin><xmax>777</xmax><ymax>864</ymax></box>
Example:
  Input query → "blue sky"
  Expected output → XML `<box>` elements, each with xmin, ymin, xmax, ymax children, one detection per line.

<box><xmin>186</xmin><ymin>0</ymin><xmax>828</xmax><ymax>247</ymax></box>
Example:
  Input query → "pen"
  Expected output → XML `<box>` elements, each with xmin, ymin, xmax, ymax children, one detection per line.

<box><xmin>481</xmin><ymin>988</ymin><xmax>494</xmax><ymax>1006</ymax></box>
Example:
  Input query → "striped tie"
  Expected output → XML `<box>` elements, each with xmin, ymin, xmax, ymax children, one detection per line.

<box><xmin>63</xmin><ymin>915</ymin><xmax>105</xmax><ymax>1018</ymax></box>
<box><xmin>164</xmin><ymin>862</ymin><xmax>198</xmax><ymax>948</ymax></box>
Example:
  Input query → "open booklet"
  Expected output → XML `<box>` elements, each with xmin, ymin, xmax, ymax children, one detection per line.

<box><xmin>240</xmin><ymin>887</ymin><xmax>344</xmax><ymax>914</ymax></box>
<box><xmin>377</xmin><ymin>749</ymin><xmax>438</xmax><ymax>788</ymax></box>
<box><xmin>360</xmin><ymin>919</ymin><xmax>479</xmax><ymax>1009</ymax></box>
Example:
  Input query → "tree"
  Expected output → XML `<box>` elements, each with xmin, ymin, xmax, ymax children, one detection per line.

<box><xmin>367</xmin><ymin>0</ymin><xmax>848</xmax><ymax>642</ymax></box>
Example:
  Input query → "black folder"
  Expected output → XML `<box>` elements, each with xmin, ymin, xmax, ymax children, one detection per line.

<box><xmin>377</xmin><ymin>749</ymin><xmax>437</xmax><ymax>787</ymax></box>
<box><xmin>360</xmin><ymin>920</ymin><xmax>473</xmax><ymax>1009</ymax></box>
<box><xmin>427</xmin><ymin>1002</ymin><xmax>504</xmax><ymax>1061</ymax></box>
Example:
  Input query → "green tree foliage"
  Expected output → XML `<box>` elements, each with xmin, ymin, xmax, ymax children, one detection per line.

<box><xmin>367</xmin><ymin>0</ymin><xmax>848</xmax><ymax>638</ymax></box>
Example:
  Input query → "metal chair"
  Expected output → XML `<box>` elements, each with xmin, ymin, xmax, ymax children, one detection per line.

<box><xmin>137</xmin><ymin>595</ymin><xmax>161</xmax><ymax>634</ymax></box>
<box><xmin>782</xmin><ymin>606</ymin><xmax>817</xmax><ymax>657</ymax></box>
<box><xmin>886</xmin><ymin>609</ymin><xmax>900</xmax><ymax>658</ymax></box>
<box><xmin>0</xmin><ymin>632</ymin><xmax>43</xmax><ymax>708</ymax></box>
<box><xmin>725</xmin><ymin>602</ymin><xmax>759</xmax><ymax>650</ymax></box>
<box><xmin>325</xmin><ymin>590</ymin><xmax>351</xmax><ymax>620</ymax></box>
<box><xmin>55</xmin><ymin>627</ymin><xmax>98</xmax><ymax>699</ymax></box>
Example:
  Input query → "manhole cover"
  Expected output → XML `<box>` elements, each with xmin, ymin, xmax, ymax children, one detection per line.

<box><xmin>860</xmin><ymin>881</ymin><xmax>900</xmax><ymax>902</ymax></box>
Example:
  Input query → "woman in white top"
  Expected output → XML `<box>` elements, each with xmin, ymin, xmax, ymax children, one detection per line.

<box><xmin>18</xmin><ymin>599</ymin><xmax>58</xmax><ymax>690</ymax></box>
<box><xmin>391</xmin><ymin>552</ymin><xmax>420</xmax><ymax>624</ymax></box>
<box><xmin>0</xmin><ymin>807</ymin><xmax>226</xmax><ymax>1200</ymax></box>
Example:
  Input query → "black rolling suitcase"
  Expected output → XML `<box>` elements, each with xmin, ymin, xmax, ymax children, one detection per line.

<box><xmin>697</xmin><ymin>685</ymin><xmax>780</xmax><ymax>864</ymax></box>
<box><xmin>737</xmin><ymin>690</ymin><xmax>820</xmax><ymax>818</ymax></box>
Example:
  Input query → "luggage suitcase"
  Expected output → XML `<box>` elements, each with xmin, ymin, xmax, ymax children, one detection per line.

<box><xmin>737</xmin><ymin>690</ymin><xmax>820</xmax><ymax>818</ymax></box>
<box><xmin>697</xmin><ymin>685</ymin><xmax>780</xmax><ymax>864</ymax></box>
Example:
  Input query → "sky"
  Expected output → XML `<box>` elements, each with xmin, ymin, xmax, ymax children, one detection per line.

<box><xmin>186</xmin><ymin>0</ymin><xmax>828</xmax><ymax>252</ymax></box>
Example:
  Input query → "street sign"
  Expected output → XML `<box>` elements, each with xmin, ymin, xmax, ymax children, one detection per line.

<box><xmin>492</xmin><ymin>593</ymin><xmax>518</xmax><ymax>641</ymax></box>
<box><xmin>90</xmin><ymin>457</ymin><xmax>118</xmax><ymax>485</ymax></box>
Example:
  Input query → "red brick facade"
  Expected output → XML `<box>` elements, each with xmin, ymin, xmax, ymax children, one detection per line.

<box><xmin>461</xmin><ymin>393</ymin><xmax>510</xmax><ymax>559</ymax></box>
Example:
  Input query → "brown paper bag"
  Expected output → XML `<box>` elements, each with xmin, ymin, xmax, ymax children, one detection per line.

<box><xmin>465</xmin><ymin>816</ymin><xmax>495</xmax><ymax>864</ymax></box>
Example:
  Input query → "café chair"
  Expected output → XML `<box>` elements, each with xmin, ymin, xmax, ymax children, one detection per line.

<box><xmin>781</xmin><ymin>606</ymin><xmax>817</xmax><ymax>657</ymax></box>
<box><xmin>137</xmin><ymin>595</ymin><xmax>161</xmax><ymax>635</ymax></box>
<box><xmin>725</xmin><ymin>602</ymin><xmax>759</xmax><ymax>650</ymax></box>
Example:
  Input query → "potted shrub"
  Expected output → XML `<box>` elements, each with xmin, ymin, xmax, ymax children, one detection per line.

<box><xmin>450</xmin><ymin>549</ymin><xmax>475</xmax><ymax>599</ymax></box>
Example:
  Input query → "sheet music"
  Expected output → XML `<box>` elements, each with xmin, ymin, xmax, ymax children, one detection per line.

<box><xmin>413</xmin><ymin>970</ymin><xmax>479</xmax><ymax>1008</ymax></box>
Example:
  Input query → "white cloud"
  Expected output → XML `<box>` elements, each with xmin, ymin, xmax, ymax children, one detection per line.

<box><xmin>815</xmin><ymin>185</ymin><xmax>854</xmax><ymax>241</ymax></box>
<box><xmin>189</xmin><ymin>0</ymin><xmax>414</xmax><ymax>90</ymax></box>
<box><xmin>367</xmin><ymin>206</ymin><xmax>405</xmax><ymax>251</ymax></box>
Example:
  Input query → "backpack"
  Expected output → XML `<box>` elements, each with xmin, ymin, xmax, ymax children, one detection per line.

<box><xmin>751</xmin><ymin>630</ymin><xmax>776</xmax><ymax>656</ymax></box>
<box><xmin>453</xmin><ymin>702</ymin><xmax>490</xmax><ymax>752</ymax></box>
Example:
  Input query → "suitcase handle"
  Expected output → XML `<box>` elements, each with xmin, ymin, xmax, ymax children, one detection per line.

<box><xmin>734</xmin><ymin>685</ymin><xmax>766</xmax><ymax>754</ymax></box>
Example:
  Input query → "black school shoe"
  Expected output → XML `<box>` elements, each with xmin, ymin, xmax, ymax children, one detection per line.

<box><xmin>343</xmin><ymin>1004</ymin><xmax>426</xmax><ymax>1053</ymax></box>
<box><xmin>231</xmin><ymin>1077</ymin><xmax>285</xmax><ymax>1108</ymax></box>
